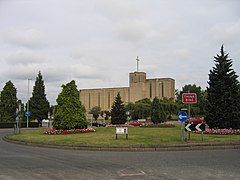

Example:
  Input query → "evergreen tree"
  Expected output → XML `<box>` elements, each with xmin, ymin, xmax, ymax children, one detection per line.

<box><xmin>53</xmin><ymin>80</ymin><xmax>88</xmax><ymax>130</ymax></box>
<box><xmin>110</xmin><ymin>92</ymin><xmax>127</xmax><ymax>124</ymax></box>
<box><xmin>151</xmin><ymin>97</ymin><xmax>166</xmax><ymax>124</ymax></box>
<box><xmin>205</xmin><ymin>45</ymin><xmax>240</xmax><ymax>129</ymax></box>
<box><xmin>0</xmin><ymin>81</ymin><xmax>18</xmax><ymax>122</ymax></box>
<box><xmin>28</xmin><ymin>71</ymin><xmax>50</xmax><ymax>122</ymax></box>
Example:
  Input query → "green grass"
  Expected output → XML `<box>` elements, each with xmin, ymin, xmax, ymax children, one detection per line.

<box><xmin>7</xmin><ymin>126</ymin><xmax>240</xmax><ymax>146</ymax></box>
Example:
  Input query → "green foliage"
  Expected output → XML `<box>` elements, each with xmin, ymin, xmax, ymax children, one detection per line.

<box><xmin>28</xmin><ymin>72</ymin><xmax>50</xmax><ymax>122</ymax></box>
<box><xmin>151</xmin><ymin>97</ymin><xmax>167</xmax><ymax>123</ymax></box>
<box><xmin>53</xmin><ymin>80</ymin><xmax>88</xmax><ymax>130</ymax></box>
<box><xmin>0</xmin><ymin>81</ymin><xmax>18</xmax><ymax>122</ymax></box>
<box><xmin>125</xmin><ymin>98</ymin><xmax>177</xmax><ymax>121</ymax></box>
<box><xmin>206</xmin><ymin>45</ymin><xmax>240</xmax><ymax>129</ymax></box>
<box><xmin>89</xmin><ymin>106</ymin><xmax>101</xmax><ymax>120</ymax></box>
<box><xmin>100</xmin><ymin>110</ymin><xmax>110</xmax><ymax>120</ymax></box>
<box><xmin>110</xmin><ymin>92</ymin><xmax>127</xmax><ymax>124</ymax></box>
<box><xmin>181</xmin><ymin>84</ymin><xmax>202</xmax><ymax>101</ymax></box>
<box><xmin>160</xmin><ymin>98</ymin><xmax>178</xmax><ymax>117</ymax></box>
<box><xmin>177</xmin><ymin>84</ymin><xmax>207</xmax><ymax>116</ymax></box>
<box><xmin>125</xmin><ymin>102</ymin><xmax>135</xmax><ymax>119</ymax></box>
<box><xmin>133</xmin><ymin>98</ymin><xmax>151</xmax><ymax>120</ymax></box>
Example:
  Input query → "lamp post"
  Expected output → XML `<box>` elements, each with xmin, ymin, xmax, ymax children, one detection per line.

<box><xmin>27</xmin><ymin>78</ymin><xmax>32</xmax><ymax>128</ymax></box>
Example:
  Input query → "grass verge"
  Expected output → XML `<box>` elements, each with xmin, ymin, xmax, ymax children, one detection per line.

<box><xmin>6</xmin><ymin>125</ymin><xmax>240</xmax><ymax>146</ymax></box>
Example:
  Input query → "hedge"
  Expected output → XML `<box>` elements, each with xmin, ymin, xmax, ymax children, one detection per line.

<box><xmin>0</xmin><ymin>122</ymin><xmax>40</xmax><ymax>128</ymax></box>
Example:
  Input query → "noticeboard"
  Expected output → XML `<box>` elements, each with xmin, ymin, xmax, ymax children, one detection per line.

<box><xmin>116</xmin><ymin>127</ymin><xmax>128</xmax><ymax>134</ymax></box>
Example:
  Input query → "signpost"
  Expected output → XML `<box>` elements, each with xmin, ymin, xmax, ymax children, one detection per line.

<box><xmin>182</xmin><ymin>92</ymin><xmax>197</xmax><ymax>140</ymax></box>
<box><xmin>185</xmin><ymin>123</ymin><xmax>205</xmax><ymax>141</ymax></box>
<box><xmin>178</xmin><ymin>111</ymin><xmax>188</xmax><ymax>122</ymax></box>
<box><xmin>86</xmin><ymin>114</ymin><xmax>93</xmax><ymax>128</ymax></box>
<box><xmin>178</xmin><ymin>111</ymin><xmax>188</xmax><ymax>142</ymax></box>
<box><xmin>116</xmin><ymin>127</ymin><xmax>128</xmax><ymax>140</ymax></box>
<box><xmin>182</xmin><ymin>93</ymin><xmax>197</xmax><ymax>104</ymax></box>
<box><xmin>25</xmin><ymin>111</ymin><xmax>30</xmax><ymax>117</ymax></box>
<box><xmin>185</xmin><ymin>123</ymin><xmax>205</xmax><ymax>132</ymax></box>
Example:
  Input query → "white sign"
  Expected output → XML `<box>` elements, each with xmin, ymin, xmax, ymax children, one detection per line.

<box><xmin>86</xmin><ymin>114</ymin><xmax>93</xmax><ymax>119</ymax></box>
<box><xmin>116</xmin><ymin>127</ymin><xmax>128</xmax><ymax>134</ymax></box>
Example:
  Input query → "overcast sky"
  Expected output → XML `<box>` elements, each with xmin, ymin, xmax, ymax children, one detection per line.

<box><xmin>1</xmin><ymin>0</ymin><xmax>240</xmax><ymax>105</ymax></box>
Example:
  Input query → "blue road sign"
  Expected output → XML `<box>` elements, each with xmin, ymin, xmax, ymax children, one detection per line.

<box><xmin>178</xmin><ymin>111</ymin><xmax>188</xmax><ymax>122</ymax></box>
<box><xmin>25</xmin><ymin>111</ymin><xmax>30</xmax><ymax>117</ymax></box>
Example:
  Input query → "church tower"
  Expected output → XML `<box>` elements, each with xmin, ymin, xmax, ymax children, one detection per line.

<box><xmin>129</xmin><ymin>57</ymin><xmax>147</xmax><ymax>102</ymax></box>
<box><xmin>129</xmin><ymin>71</ymin><xmax>147</xmax><ymax>102</ymax></box>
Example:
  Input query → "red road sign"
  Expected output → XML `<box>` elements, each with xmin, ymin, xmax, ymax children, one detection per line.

<box><xmin>182</xmin><ymin>93</ymin><xmax>197</xmax><ymax>104</ymax></box>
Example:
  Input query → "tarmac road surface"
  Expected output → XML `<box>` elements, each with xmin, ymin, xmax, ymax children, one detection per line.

<box><xmin>0</xmin><ymin>129</ymin><xmax>240</xmax><ymax>180</ymax></box>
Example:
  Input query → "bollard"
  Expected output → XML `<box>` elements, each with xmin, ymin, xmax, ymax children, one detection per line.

<box><xmin>14</xmin><ymin>124</ymin><xmax>16</xmax><ymax>134</ymax></box>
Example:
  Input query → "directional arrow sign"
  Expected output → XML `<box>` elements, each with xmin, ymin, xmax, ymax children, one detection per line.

<box><xmin>195</xmin><ymin>123</ymin><xmax>205</xmax><ymax>131</ymax></box>
<box><xmin>178</xmin><ymin>111</ymin><xmax>188</xmax><ymax>122</ymax></box>
<box><xmin>25</xmin><ymin>111</ymin><xmax>30</xmax><ymax>117</ymax></box>
<box><xmin>185</xmin><ymin>123</ymin><xmax>205</xmax><ymax>131</ymax></box>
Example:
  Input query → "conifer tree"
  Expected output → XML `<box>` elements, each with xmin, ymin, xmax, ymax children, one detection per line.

<box><xmin>0</xmin><ymin>81</ymin><xmax>18</xmax><ymax>122</ymax></box>
<box><xmin>28</xmin><ymin>71</ymin><xmax>50</xmax><ymax>122</ymax></box>
<box><xmin>53</xmin><ymin>80</ymin><xmax>88</xmax><ymax>130</ymax></box>
<box><xmin>110</xmin><ymin>92</ymin><xmax>127</xmax><ymax>124</ymax></box>
<box><xmin>151</xmin><ymin>97</ymin><xmax>166</xmax><ymax>124</ymax></box>
<box><xmin>206</xmin><ymin>45</ymin><xmax>240</xmax><ymax>129</ymax></box>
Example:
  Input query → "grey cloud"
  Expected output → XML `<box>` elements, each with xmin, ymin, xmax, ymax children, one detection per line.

<box><xmin>4</xmin><ymin>29</ymin><xmax>47</xmax><ymax>49</ymax></box>
<box><xmin>208</xmin><ymin>20</ymin><xmax>240</xmax><ymax>44</ymax></box>
<box><xmin>1</xmin><ymin>0</ymin><xmax>240</xmax><ymax>104</ymax></box>
<box><xmin>5</xmin><ymin>49</ymin><xmax>45</xmax><ymax>65</ymax></box>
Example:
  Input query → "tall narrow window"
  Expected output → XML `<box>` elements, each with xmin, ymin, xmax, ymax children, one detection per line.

<box><xmin>88</xmin><ymin>93</ymin><xmax>91</xmax><ymax>109</ymax></box>
<box><xmin>150</xmin><ymin>82</ymin><xmax>152</xmax><ymax>98</ymax></box>
<box><xmin>98</xmin><ymin>92</ymin><xmax>100</xmax><ymax>107</ymax></box>
<box><xmin>162</xmin><ymin>82</ymin><xmax>164</xmax><ymax>97</ymax></box>
<box><xmin>108</xmin><ymin>92</ymin><xmax>110</xmax><ymax>109</ymax></box>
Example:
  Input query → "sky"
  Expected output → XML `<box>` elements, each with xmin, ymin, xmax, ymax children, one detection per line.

<box><xmin>0</xmin><ymin>0</ymin><xmax>240</xmax><ymax>105</ymax></box>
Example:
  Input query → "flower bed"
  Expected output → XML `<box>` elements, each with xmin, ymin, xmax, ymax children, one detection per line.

<box><xmin>204</xmin><ymin>128</ymin><xmax>240</xmax><ymax>135</ymax></box>
<box><xmin>44</xmin><ymin>128</ymin><xmax>95</xmax><ymax>135</ymax></box>
<box><xmin>140</xmin><ymin>122</ymin><xmax>175</xmax><ymax>128</ymax></box>
<box><xmin>106</xmin><ymin>124</ymin><xmax>134</xmax><ymax>127</ymax></box>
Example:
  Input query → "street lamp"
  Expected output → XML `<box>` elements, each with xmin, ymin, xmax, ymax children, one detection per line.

<box><xmin>27</xmin><ymin>78</ymin><xmax>32</xmax><ymax>128</ymax></box>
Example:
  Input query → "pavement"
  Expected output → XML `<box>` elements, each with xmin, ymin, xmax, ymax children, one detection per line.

<box><xmin>3</xmin><ymin>135</ymin><xmax>240</xmax><ymax>152</ymax></box>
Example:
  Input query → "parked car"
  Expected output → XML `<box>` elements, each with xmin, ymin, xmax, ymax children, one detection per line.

<box><xmin>185</xmin><ymin>118</ymin><xmax>204</xmax><ymax>124</ymax></box>
<box><xmin>130</xmin><ymin>121</ymin><xmax>144</xmax><ymax>126</ymax></box>
<box><xmin>91</xmin><ymin>121</ymin><xmax>106</xmax><ymax>127</ymax></box>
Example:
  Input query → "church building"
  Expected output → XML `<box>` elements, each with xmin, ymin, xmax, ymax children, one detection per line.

<box><xmin>79</xmin><ymin>59</ymin><xmax>175</xmax><ymax>112</ymax></box>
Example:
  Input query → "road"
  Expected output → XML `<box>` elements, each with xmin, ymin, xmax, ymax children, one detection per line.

<box><xmin>0</xmin><ymin>129</ymin><xmax>240</xmax><ymax>180</ymax></box>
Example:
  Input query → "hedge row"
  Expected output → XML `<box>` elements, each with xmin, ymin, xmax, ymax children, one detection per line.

<box><xmin>0</xmin><ymin>122</ymin><xmax>41</xmax><ymax>128</ymax></box>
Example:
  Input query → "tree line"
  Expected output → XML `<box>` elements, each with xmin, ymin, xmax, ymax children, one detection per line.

<box><xmin>0</xmin><ymin>71</ymin><xmax>50</xmax><ymax>123</ymax></box>
<box><xmin>1</xmin><ymin>45</ymin><xmax>240</xmax><ymax>129</ymax></box>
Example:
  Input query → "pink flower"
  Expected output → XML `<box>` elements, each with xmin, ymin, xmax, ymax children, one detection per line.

<box><xmin>44</xmin><ymin>128</ymin><xmax>95</xmax><ymax>135</ymax></box>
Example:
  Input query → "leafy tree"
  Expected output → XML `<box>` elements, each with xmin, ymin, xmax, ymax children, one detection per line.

<box><xmin>178</xmin><ymin>84</ymin><xmax>206</xmax><ymax>116</ymax></box>
<box><xmin>110</xmin><ymin>92</ymin><xmax>127</xmax><ymax>124</ymax></box>
<box><xmin>181</xmin><ymin>84</ymin><xmax>202</xmax><ymax>101</ymax></box>
<box><xmin>205</xmin><ymin>45</ymin><xmax>240</xmax><ymax>129</ymax></box>
<box><xmin>89</xmin><ymin>106</ymin><xmax>101</xmax><ymax>120</ymax></box>
<box><xmin>53</xmin><ymin>80</ymin><xmax>88</xmax><ymax>130</ymax></box>
<box><xmin>100</xmin><ymin>110</ymin><xmax>110</xmax><ymax>120</ymax></box>
<box><xmin>160</xmin><ymin>98</ymin><xmax>178</xmax><ymax>119</ymax></box>
<box><xmin>0</xmin><ymin>81</ymin><xmax>18</xmax><ymax>122</ymax></box>
<box><xmin>125</xmin><ymin>102</ymin><xmax>136</xmax><ymax>120</ymax></box>
<box><xmin>151</xmin><ymin>97</ymin><xmax>166</xmax><ymax>124</ymax></box>
<box><xmin>134</xmin><ymin>98</ymin><xmax>151</xmax><ymax>119</ymax></box>
<box><xmin>28</xmin><ymin>71</ymin><xmax>50</xmax><ymax>122</ymax></box>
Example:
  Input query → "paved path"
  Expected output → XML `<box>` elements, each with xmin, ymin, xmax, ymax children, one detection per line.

<box><xmin>1</xmin><ymin>129</ymin><xmax>240</xmax><ymax>179</ymax></box>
